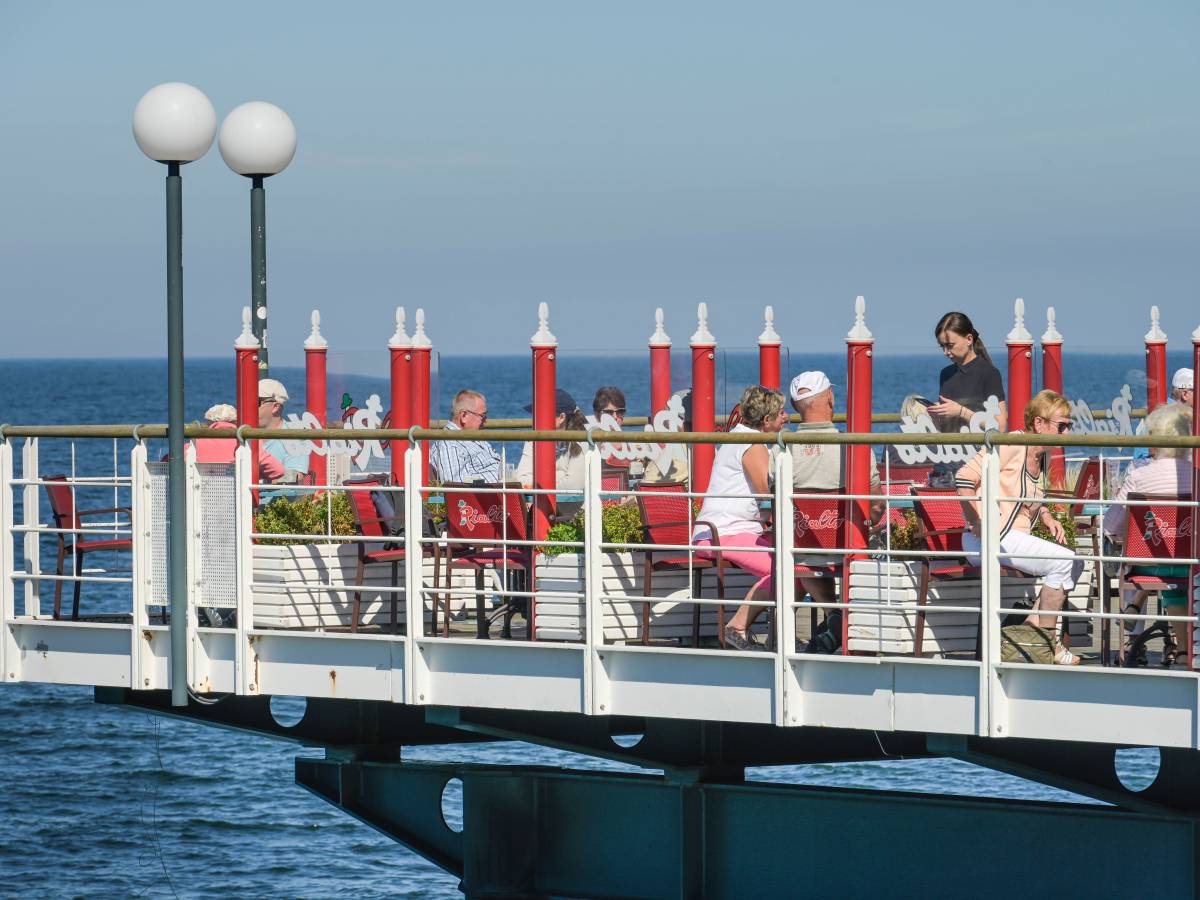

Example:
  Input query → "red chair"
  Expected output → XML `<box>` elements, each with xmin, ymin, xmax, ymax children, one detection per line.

<box><xmin>636</xmin><ymin>480</ymin><xmax>718</xmax><ymax>646</ymax></box>
<box><xmin>600</xmin><ymin>464</ymin><xmax>630</xmax><ymax>507</ymax></box>
<box><xmin>440</xmin><ymin>483</ymin><xmax>532</xmax><ymax>640</ymax></box>
<box><xmin>43</xmin><ymin>475</ymin><xmax>133</xmax><ymax>621</ymax></box>
<box><xmin>883</xmin><ymin>463</ymin><xmax>933</xmax><ymax>485</ymax></box>
<box><xmin>1113</xmin><ymin>492</ymin><xmax>1194</xmax><ymax>664</ymax></box>
<box><xmin>344</xmin><ymin>475</ymin><xmax>410</xmax><ymax>634</ymax></box>
<box><xmin>909</xmin><ymin>487</ymin><xmax>1020</xmax><ymax>658</ymax></box>
<box><xmin>792</xmin><ymin>489</ymin><xmax>846</xmax><ymax>636</ymax></box>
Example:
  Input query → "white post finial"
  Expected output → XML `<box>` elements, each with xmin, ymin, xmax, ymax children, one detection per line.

<box><xmin>531</xmin><ymin>301</ymin><xmax>557</xmax><ymax>346</ymax></box>
<box><xmin>845</xmin><ymin>294</ymin><xmax>873</xmax><ymax>342</ymax></box>
<box><xmin>1145</xmin><ymin>305</ymin><xmax>1167</xmax><ymax>342</ymax></box>
<box><xmin>1192</xmin><ymin>321</ymin><xmax>1200</xmax><ymax>342</ymax></box>
<box><xmin>388</xmin><ymin>306</ymin><xmax>411</xmax><ymax>349</ymax></box>
<box><xmin>1007</xmin><ymin>296</ymin><xmax>1033</xmax><ymax>343</ymax></box>
<box><xmin>411</xmin><ymin>307</ymin><xmax>432</xmax><ymax>348</ymax></box>
<box><xmin>758</xmin><ymin>305</ymin><xmax>781</xmax><ymax>344</ymax></box>
<box><xmin>648</xmin><ymin>306</ymin><xmax>671</xmax><ymax>346</ymax></box>
<box><xmin>304</xmin><ymin>309</ymin><xmax>328</xmax><ymax>349</ymax></box>
<box><xmin>690</xmin><ymin>301</ymin><xmax>715</xmax><ymax>345</ymax></box>
<box><xmin>234</xmin><ymin>305</ymin><xmax>259</xmax><ymax>348</ymax></box>
<box><xmin>1041</xmin><ymin>306</ymin><xmax>1062</xmax><ymax>344</ymax></box>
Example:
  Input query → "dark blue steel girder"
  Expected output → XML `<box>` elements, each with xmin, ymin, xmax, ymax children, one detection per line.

<box><xmin>296</xmin><ymin>754</ymin><xmax>1200</xmax><ymax>900</ymax></box>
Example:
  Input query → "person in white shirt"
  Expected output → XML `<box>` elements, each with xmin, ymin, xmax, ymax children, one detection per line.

<box><xmin>693</xmin><ymin>385</ymin><xmax>789</xmax><ymax>651</ymax></box>
<box><xmin>428</xmin><ymin>389</ymin><xmax>502</xmax><ymax>484</ymax></box>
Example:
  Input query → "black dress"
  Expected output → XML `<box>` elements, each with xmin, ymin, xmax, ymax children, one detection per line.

<box><xmin>938</xmin><ymin>356</ymin><xmax>1005</xmax><ymax>423</ymax></box>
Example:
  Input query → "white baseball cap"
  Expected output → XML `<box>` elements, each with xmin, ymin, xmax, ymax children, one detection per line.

<box><xmin>258</xmin><ymin>378</ymin><xmax>289</xmax><ymax>404</ymax></box>
<box><xmin>789</xmin><ymin>370</ymin><xmax>832</xmax><ymax>403</ymax></box>
<box><xmin>1171</xmin><ymin>367</ymin><xmax>1194</xmax><ymax>391</ymax></box>
<box><xmin>204</xmin><ymin>403</ymin><xmax>238</xmax><ymax>423</ymax></box>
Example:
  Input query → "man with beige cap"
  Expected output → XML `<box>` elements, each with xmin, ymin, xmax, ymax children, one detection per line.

<box><xmin>258</xmin><ymin>378</ymin><xmax>310</xmax><ymax>485</ymax></box>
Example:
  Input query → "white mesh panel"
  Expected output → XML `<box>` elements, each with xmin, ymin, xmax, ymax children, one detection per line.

<box><xmin>196</xmin><ymin>463</ymin><xmax>237</xmax><ymax>608</ymax></box>
<box><xmin>148</xmin><ymin>461</ymin><xmax>169</xmax><ymax>606</ymax></box>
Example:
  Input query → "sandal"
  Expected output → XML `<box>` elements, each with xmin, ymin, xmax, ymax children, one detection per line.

<box><xmin>1053</xmin><ymin>643</ymin><xmax>1081</xmax><ymax>666</ymax></box>
<box><xmin>1162</xmin><ymin>637</ymin><xmax>1181</xmax><ymax>668</ymax></box>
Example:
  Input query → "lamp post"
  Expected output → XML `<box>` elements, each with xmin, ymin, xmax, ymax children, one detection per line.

<box><xmin>218</xmin><ymin>101</ymin><xmax>297</xmax><ymax>375</ymax></box>
<box><xmin>132</xmin><ymin>82</ymin><xmax>217</xmax><ymax>707</ymax></box>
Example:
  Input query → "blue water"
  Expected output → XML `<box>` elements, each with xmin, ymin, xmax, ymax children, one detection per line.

<box><xmin>0</xmin><ymin>351</ymin><xmax>1185</xmax><ymax>897</ymax></box>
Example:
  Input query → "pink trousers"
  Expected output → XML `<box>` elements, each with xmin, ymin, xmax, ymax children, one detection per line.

<box><xmin>696</xmin><ymin>532</ymin><xmax>774</xmax><ymax>596</ymax></box>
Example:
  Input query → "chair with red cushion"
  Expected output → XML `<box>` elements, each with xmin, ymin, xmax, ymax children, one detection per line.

<box><xmin>441</xmin><ymin>483</ymin><xmax>532</xmax><ymax>640</ymax></box>
<box><xmin>600</xmin><ymin>464</ymin><xmax>630</xmax><ymax>507</ymax></box>
<box><xmin>344</xmin><ymin>474</ymin><xmax>410</xmax><ymax>634</ymax></box>
<box><xmin>792</xmin><ymin>488</ymin><xmax>846</xmax><ymax>637</ymax></box>
<box><xmin>1114</xmin><ymin>492</ymin><xmax>1193</xmax><ymax>665</ymax></box>
<box><xmin>43</xmin><ymin>475</ymin><xmax>133</xmax><ymax>621</ymax></box>
<box><xmin>909</xmin><ymin>486</ymin><xmax>1021</xmax><ymax>658</ymax></box>
<box><xmin>636</xmin><ymin>480</ymin><xmax>718</xmax><ymax>646</ymax></box>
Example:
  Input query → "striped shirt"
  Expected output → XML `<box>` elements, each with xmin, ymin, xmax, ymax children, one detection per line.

<box><xmin>428</xmin><ymin>422</ymin><xmax>502</xmax><ymax>484</ymax></box>
<box><xmin>955</xmin><ymin>435</ymin><xmax>1043</xmax><ymax>539</ymax></box>
<box><xmin>1102</xmin><ymin>457</ymin><xmax>1193</xmax><ymax>541</ymax></box>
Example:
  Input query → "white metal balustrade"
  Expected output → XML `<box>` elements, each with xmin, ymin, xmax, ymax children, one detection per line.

<box><xmin>2</xmin><ymin>431</ymin><xmax>1199</xmax><ymax>751</ymax></box>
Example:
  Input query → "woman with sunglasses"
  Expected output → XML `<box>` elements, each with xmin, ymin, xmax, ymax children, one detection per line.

<box><xmin>955</xmin><ymin>390</ymin><xmax>1085</xmax><ymax>665</ymax></box>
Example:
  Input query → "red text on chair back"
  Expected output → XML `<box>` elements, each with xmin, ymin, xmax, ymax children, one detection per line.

<box><xmin>792</xmin><ymin>491</ymin><xmax>844</xmax><ymax>551</ymax></box>
<box><xmin>911</xmin><ymin>487</ymin><xmax>968</xmax><ymax>554</ymax></box>
<box><xmin>1124</xmin><ymin>493</ymin><xmax>1193</xmax><ymax>563</ymax></box>
<box><xmin>446</xmin><ymin>486</ymin><xmax>527</xmax><ymax>546</ymax></box>
<box><xmin>636</xmin><ymin>481</ymin><xmax>691</xmax><ymax>547</ymax></box>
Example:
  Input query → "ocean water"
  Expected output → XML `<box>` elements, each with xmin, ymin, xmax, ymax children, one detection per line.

<box><xmin>0</xmin><ymin>350</ymin><xmax>1186</xmax><ymax>897</ymax></box>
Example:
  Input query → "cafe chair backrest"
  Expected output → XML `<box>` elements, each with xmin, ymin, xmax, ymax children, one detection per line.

<box><xmin>1123</xmin><ymin>492</ymin><xmax>1192</xmax><ymax>563</ymax></box>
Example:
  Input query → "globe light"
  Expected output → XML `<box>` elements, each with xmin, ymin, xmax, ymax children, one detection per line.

<box><xmin>219</xmin><ymin>101</ymin><xmax>298</xmax><ymax>177</ymax></box>
<box><xmin>132</xmin><ymin>82</ymin><xmax>217</xmax><ymax>164</ymax></box>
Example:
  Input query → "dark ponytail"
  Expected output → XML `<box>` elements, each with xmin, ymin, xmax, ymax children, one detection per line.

<box><xmin>934</xmin><ymin>311</ymin><xmax>992</xmax><ymax>364</ymax></box>
<box><xmin>561</xmin><ymin>407</ymin><xmax>588</xmax><ymax>457</ymax></box>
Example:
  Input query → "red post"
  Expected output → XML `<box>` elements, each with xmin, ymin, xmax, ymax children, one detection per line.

<box><xmin>1041</xmin><ymin>306</ymin><xmax>1065</xmax><ymax>487</ymax></box>
<box><xmin>388</xmin><ymin>307</ymin><xmax>412</xmax><ymax>486</ymax></box>
<box><xmin>648</xmin><ymin>307</ymin><xmax>672</xmax><ymax>421</ymax></box>
<box><xmin>1145</xmin><ymin>305</ymin><xmax>1168</xmax><ymax>412</ymax></box>
<box><xmin>410</xmin><ymin>308</ymin><xmax>432</xmax><ymax>486</ymax></box>
<box><xmin>234</xmin><ymin>306</ymin><xmax>260</xmax><ymax>476</ymax></box>
<box><xmin>757</xmin><ymin>305</ymin><xmax>782</xmax><ymax>391</ymax></box>
<box><xmin>1189</xmin><ymin>325</ymin><xmax>1199</xmax><ymax>670</ymax></box>
<box><xmin>843</xmin><ymin>295</ymin><xmax>874</xmax><ymax>654</ymax></box>
<box><xmin>531</xmin><ymin>301</ymin><xmax>558</xmax><ymax>544</ymax></box>
<box><xmin>690</xmin><ymin>303</ymin><xmax>717</xmax><ymax>494</ymax></box>
<box><xmin>304</xmin><ymin>310</ymin><xmax>328</xmax><ymax>486</ymax></box>
<box><xmin>1006</xmin><ymin>297</ymin><xmax>1034</xmax><ymax>423</ymax></box>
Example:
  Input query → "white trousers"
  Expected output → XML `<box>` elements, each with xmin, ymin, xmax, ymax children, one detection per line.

<box><xmin>962</xmin><ymin>529</ymin><xmax>1084</xmax><ymax>591</ymax></box>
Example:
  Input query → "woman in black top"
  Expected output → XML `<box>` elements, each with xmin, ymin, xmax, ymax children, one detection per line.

<box><xmin>928</xmin><ymin>311</ymin><xmax>1007</xmax><ymax>431</ymax></box>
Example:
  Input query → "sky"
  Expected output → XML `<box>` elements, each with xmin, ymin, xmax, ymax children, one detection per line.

<box><xmin>0</xmin><ymin>1</ymin><xmax>1196</xmax><ymax>366</ymax></box>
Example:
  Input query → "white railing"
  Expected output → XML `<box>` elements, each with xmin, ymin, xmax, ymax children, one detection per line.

<box><xmin>2</xmin><ymin>430</ymin><xmax>1199</xmax><ymax>748</ymax></box>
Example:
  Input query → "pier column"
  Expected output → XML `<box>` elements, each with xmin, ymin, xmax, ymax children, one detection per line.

<box><xmin>1006</xmin><ymin>298</ymin><xmax>1034</xmax><ymax>421</ymax></box>
<box><xmin>690</xmin><ymin>303</ymin><xmax>717</xmax><ymax>494</ymax></box>
<box><xmin>1041</xmin><ymin>307</ymin><xmax>1065</xmax><ymax>487</ymax></box>
<box><xmin>648</xmin><ymin>308</ymin><xmax>672</xmax><ymax>422</ymax></box>
<box><xmin>411</xmin><ymin>309</ymin><xmax>432</xmax><ymax>486</ymax></box>
<box><xmin>1190</xmin><ymin>323</ymin><xmax>1200</xmax><ymax>669</ymax></box>
<box><xmin>757</xmin><ymin>306</ymin><xmax>782</xmax><ymax>391</ymax></box>
<box><xmin>304</xmin><ymin>310</ymin><xmax>328</xmax><ymax>486</ymax></box>
<box><xmin>234</xmin><ymin>306</ymin><xmax>260</xmax><ymax>477</ymax></box>
<box><xmin>531</xmin><ymin>304</ymin><xmax>559</xmax><ymax>635</ymax></box>
<box><xmin>844</xmin><ymin>295</ymin><xmax>874</xmax><ymax>652</ymax></box>
<box><xmin>1145</xmin><ymin>306</ymin><xmax>1169</xmax><ymax>412</ymax></box>
<box><xmin>389</xmin><ymin>308</ymin><xmax>412</xmax><ymax>486</ymax></box>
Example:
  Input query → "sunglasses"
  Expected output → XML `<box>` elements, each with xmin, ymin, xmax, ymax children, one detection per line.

<box><xmin>601</xmin><ymin>407</ymin><xmax>626</xmax><ymax>416</ymax></box>
<box><xmin>462</xmin><ymin>409</ymin><xmax>488</xmax><ymax>423</ymax></box>
<box><xmin>1040</xmin><ymin>417</ymin><xmax>1071</xmax><ymax>433</ymax></box>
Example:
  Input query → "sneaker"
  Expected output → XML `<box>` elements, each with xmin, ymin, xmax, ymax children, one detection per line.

<box><xmin>723</xmin><ymin>626</ymin><xmax>764</xmax><ymax>652</ymax></box>
<box><xmin>1053</xmin><ymin>644</ymin><xmax>1081</xmax><ymax>666</ymax></box>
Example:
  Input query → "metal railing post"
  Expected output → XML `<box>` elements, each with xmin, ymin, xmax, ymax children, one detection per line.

<box><xmin>582</xmin><ymin>445</ymin><xmax>604</xmax><ymax>714</ymax></box>
<box><xmin>774</xmin><ymin>444</ymin><xmax>796</xmax><ymax>726</ymax></box>
<box><xmin>234</xmin><ymin>443</ymin><xmax>255</xmax><ymax>695</ymax></box>
<box><xmin>0</xmin><ymin>439</ymin><xmax>14</xmax><ymax>682</ymax></box>
<box><xmin>129</xmin><ymin>442</ymin><xmax>148</xmax><ymax>691</ymax></box>
<box><xmin>981</xmin><ymin>444</ymin><xmax>1003</xmax><ymax>738</ymax></box>
<box><xmin>185</xmin><ymin>449</ymin><xmax>201</xmax><ymax>694</ymax></box>
<box><xmin>21</xmin><ymin>438</ymin><xmax>39</xmax><ymax>618</ymax></box>
<box><xmin>404</xmin><ymin>442</ymin><xmax>424</xmax><ymax>706</ymax></box>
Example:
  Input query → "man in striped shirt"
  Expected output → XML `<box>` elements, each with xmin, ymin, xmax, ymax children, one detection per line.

<box><xmin>429</xmin><ymin>389</ymin><xmax>502</xmax><ymax>484</ymax></box>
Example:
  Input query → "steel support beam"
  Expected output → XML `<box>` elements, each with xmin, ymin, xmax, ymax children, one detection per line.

<box><xmin>297</xmin><ymin>754</ymin><xmax>1200</xmax><ymax>899</ymax></box>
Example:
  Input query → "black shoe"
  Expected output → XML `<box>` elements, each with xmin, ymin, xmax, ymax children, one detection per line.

<box><xmin>723</xmin><ymin>626</ymin><xmax>764</xmax><ymax>652</ymax></box>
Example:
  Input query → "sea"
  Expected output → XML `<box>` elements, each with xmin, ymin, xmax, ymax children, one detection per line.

<box><xmin>0</xmin><ymin>348</ymin><xmax>1191</xmax><ymax>898</ymax></box>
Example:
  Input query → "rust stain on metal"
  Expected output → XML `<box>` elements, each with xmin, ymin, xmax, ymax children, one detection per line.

<box><xmin>329</xmin><ymin>669</ymin><xmax>337</xmax><ymax>694</ymax></box>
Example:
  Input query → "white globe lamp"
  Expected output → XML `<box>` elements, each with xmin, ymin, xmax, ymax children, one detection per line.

<box><xmin>219</xmin><ymin>101</ymin><xmax>297</xmax><ymax>373</ymax></box>
<box><xmin>131</xmin><ymin>81</ymin><xmax>216</xmax><ymax>709</ymax></box>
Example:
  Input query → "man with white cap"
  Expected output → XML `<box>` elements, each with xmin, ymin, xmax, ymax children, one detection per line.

<box><xmin>258</xmin><ymin>378</ymin><xmax>310</xmax><ymax>484</ymax></box>
<box><xmin>788</xmin><ymin>371</ymin><xmax>882</xmax><ymax>651</ymax></box>
<box><xmin>1171</xmin><ymin>367</ymin><xmax>1194</xmax><ymax>407</ymax></box>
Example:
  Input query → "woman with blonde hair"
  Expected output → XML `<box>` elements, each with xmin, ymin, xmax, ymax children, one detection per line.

<box><xmin>1103</xmin><ymin>402</ymin><xmax>1194</xmax><ymax>664</ymax></box>
<box><xmin>955</xmin><ymin>390</ymin><xmax>1085</xmax><ymax>665</ymax></box>
<box><xmin>693</xmin><ymin>385</ymin><xmax>789</xmax><ymax>651</ymax></box>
